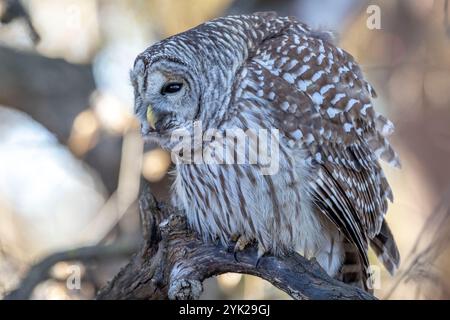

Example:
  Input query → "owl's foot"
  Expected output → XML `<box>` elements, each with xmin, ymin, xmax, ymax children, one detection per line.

<box><xmin>228</xmin><ymin>234</ymin><xmax>253</xmax><ymax>262</ymax></box>
<box><xmin>230</xmin><ymin>233</ymin><xmax>240</xmax><ymax>243</ymax></box>
<box><xmin>235</xmin><ymin>235</ymin><xmax>252</xmax><ymax>252</ymax></box>
<box><xmin>255</xmin><ymin>244</ymin><xmax>268</xmax><ymax>268</ymax></box>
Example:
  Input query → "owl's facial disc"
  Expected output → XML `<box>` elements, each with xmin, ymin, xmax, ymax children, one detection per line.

<box><xmin>143</xmin><ymin>71</ymin><xmax>187</xmax><ymax>132</ymax></box>
<box><xmin>132</xmin><ymin>58</ymin><xmax>198</xmax><ymax>141</ymax></box>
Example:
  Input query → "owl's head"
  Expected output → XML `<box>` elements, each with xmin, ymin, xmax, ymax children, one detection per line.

<box><xmin>130</xmin><ymin>52</ymin><xmax>202</xmax><ymax>148</ymax></box>
<box><xmin>131</xmin><ymin>13</ymin><xmax>286</xmax><ymax>149</ymax></box>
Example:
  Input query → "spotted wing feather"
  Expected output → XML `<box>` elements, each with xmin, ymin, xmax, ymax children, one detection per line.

<box><xmin>233</xmin><ymin>14</ymin><xmax>399</xmax><ymax>272</ymax></box>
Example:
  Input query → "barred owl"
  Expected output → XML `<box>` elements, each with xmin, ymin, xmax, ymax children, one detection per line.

<box><xmin>131</xmin><ymin>12</ymin><xmax>400</xmax><ymax>290</ymax></box>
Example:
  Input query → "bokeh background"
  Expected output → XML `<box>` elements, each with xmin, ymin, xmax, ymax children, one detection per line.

<box><xmin>1</xmin><ymin>0</ymin><xmax>450</xmax><ymax>300</ymax></box>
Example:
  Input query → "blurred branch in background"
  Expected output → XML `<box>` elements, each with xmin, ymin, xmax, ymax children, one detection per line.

<box><xmin>385</xmin><ymin>186</ymin><xmax>450</xmax><ymax>299</ymax></box>
<box><xmin>0</xmin><ymin>0</ymin><xmax>39</xmax><ymax>43</ymax></box>
<box><xmin>4</xmin><ymin>241</ymin><xmax>137</xmax><ymax>300</ymax></box>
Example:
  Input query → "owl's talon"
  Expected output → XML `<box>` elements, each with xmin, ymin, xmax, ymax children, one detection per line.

<box><xmin>228</xmin><ymin>235</ymin><xmax>252</xmax><ymax>263</ymax></box>
<box><xmin>227</xmin><ymin>234</ymin><xmax>240</xmax><ymax>254</ymax></box>
<box><xmin>234</xmin><ymin>236</ymin><xmax>251</xmax><ymax>252</ymax></box>
<box><xmin>255</xmin><ymin>246</ymin><xmax>267</xmax><ymax>268</ymax></box>
<box><xmin>233</xmin><ymin>251</ymin><xmax>239</xmax><ymax>263</ymax></box>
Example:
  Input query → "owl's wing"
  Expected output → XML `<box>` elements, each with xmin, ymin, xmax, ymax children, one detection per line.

<box><xmin>233</xmin><ymin>18</ymin><xmax>399</xmax><ymax>267</ymax></box>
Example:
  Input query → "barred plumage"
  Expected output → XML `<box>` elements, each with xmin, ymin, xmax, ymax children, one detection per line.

<box><xmin>131</xmin><ymin>12</ymin><xmax>400</xmax><ymax>291</ymax></box>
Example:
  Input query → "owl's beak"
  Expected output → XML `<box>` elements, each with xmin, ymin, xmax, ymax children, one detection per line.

<box><xmin>146</xmin><ymin>104</ymin><xmax>157</xmax><ymax>130</ymax></box>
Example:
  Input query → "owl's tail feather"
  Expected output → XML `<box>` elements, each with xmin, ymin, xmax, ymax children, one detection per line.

<box><xmin>370</xmin><ymin>220</ymin><xmax>400</xmax><ymax>276</ymax></box>
<box><xmin>338</xmin><ymin>220</ymin><xmax>400</xmax><ymax>292</ymax></box>
<box><xmin>338</xmin><ymin>240</ymin><xmax>371</xmax><ymax>292</ymax></box>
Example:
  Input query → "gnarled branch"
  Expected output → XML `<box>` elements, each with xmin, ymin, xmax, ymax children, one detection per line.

<box><xmin>96</xmin><ymin>182</ymin><xmax>375</xmax><ymax>300</ymax></box>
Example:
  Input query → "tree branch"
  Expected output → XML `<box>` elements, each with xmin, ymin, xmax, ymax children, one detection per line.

<box><xmin>96</xmin><ymin>182</ymin><xmax>375</xmax><ymax>300</ymax></box>
<box><xmin>5</xmin><ymin>181</ymin><xmax>375</xmax><ymax>300</ymax></box>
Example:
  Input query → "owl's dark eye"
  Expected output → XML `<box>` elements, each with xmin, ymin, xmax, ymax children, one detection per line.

<box><xmin>161</xmin><ymin>82</ymin><xmax>183</xmax><ymax>95</ymax></box>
